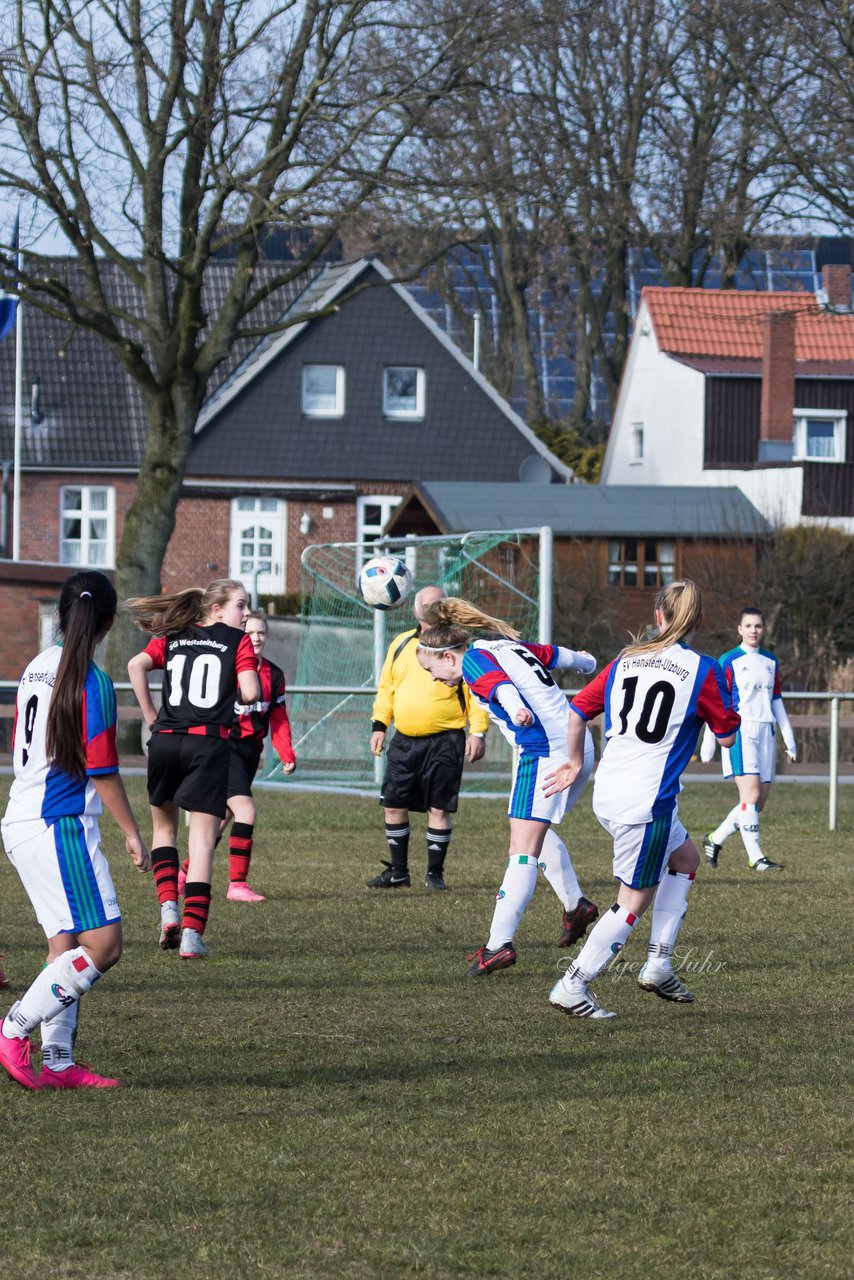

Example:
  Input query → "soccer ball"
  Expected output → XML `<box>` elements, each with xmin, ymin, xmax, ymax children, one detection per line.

<box><xmin>358</xmin><ymin>555</ymin><xmax>414</xmax><ymax>610</ymax></box>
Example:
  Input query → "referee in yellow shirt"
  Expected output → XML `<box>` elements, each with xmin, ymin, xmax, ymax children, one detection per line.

<box><xmin>367</xmin><ymin>586</ymin><xmax>489</xmax><ymax>890</ymax></box>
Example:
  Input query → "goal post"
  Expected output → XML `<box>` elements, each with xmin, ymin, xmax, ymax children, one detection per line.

<box><xmin>261</xmin><ymin>527</ymin><xmax>553</xmax><ymax>794</ymax></box>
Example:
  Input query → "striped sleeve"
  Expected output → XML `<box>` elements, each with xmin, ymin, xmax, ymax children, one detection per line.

<box><xmin>570</xmin><ymin>663</ymin><xmax>612</xmax><ymax>722</ymax></box>
<box><xmin>461</xmin><ymin>647</ymin><xmax>512</xmax><ymax>702</ymax></box>
<box><xmin>84</xmin><ymin>665</ymin><xmax>119</xmax><ymax>775</ymax></box>
<box><xmin>696</xmin><ymin>660</ymin><xmax>740</xmax><ymax>739</ymax></box>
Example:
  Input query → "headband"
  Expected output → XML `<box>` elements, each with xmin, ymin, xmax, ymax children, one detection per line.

<box><xmin>417</xmin><ymin>640</ymin><xmax>467</xmax><ymax>653</ymax></box>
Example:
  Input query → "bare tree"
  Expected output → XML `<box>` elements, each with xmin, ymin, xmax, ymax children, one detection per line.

<box><xmin>642</xmin><ymin>1</ymin><xmax>800</xmax><ymax>288</ymax></box>
<box><xmin>726</xmin><ymin>0</ymin><xmax>854</xmax><ymax>229</ymax></box>
<box><xmin>0</xmin><ymin>0</ymin><xmax>492</xmax><ymax>668</ymax></box>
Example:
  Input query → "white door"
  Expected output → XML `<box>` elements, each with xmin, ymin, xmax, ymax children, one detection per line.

<box><xmin>229</xmin><ymin>497</ymin><xmax>286</xmax><ymax>596</ymax></box>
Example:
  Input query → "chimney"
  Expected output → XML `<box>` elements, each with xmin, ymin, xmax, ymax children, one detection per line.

<box><xmin>758</xmin><ymin>310</ymin><xmax>795</xmax><ymax>463</ymax></box>
<box><xmin>820</xmin><ymin>263</ymin><xmax>852</xmax><ymax>310</ymax></box>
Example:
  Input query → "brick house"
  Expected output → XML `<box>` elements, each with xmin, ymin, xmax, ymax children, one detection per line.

<box><xmin>384</xmin><ymin>480</ymin><xmax>771</xmax><ymax>647</ymax></box>
<box><xmin>0</xmin><ymin>258</ymin><xmax>571</xmax><ymax>677</ymax></box>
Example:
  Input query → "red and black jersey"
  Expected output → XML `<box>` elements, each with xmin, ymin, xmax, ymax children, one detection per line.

<box><xmin>145</xmin><ymin>623</ymin><xmax>257</xmax><ymax>738</ymax></box>
<box><xmin>230</xmin><ymin>656</ymin><xmax>295</xmax><ymax>765</ymax></box>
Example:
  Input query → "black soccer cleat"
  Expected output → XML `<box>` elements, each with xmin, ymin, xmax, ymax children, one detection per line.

<box><xmin>425</xmin><ymin>868</ymin><xmax>447</xmax><ymax>891</ymax></box>
<box><xmin>466</xmin><ymin>942</ymin><xmax>517</xmax><ymax>977</ymax></box>
<box><xmin>751</xmin><ymin>856</ymin><xmax>784</xmax><ymax>871</ymax></box>
<box><xmin>703</xmin><ymin>834</ymin><xmax>722</xmax><ymax>868</ymax></box>
<box><xmin>556</xmin><ymin>896</ymin><xmax>599</xmax><ymax>948</ymax></box>
<box><xmin>366</xmin><ymin>860</ymin><xmax>411</xmax><ymax>888</ymax></box>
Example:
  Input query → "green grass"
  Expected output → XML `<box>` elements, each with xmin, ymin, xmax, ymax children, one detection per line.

<box><xmin>0</xmin><ymin>779</ymin><xmax>851</xmax><ymax>1279</ymax></box>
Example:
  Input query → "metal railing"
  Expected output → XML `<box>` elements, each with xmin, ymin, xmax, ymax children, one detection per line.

<box><xmin>0</xmin><ymin>683</ymin><xmax>851</xmax><ymax>830</ymax></box>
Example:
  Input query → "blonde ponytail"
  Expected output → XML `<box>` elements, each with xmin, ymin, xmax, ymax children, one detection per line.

<box><xmin>621</xmin><ymin>579</ymin><xmax>703</xmax><ymax>659</ymax></box>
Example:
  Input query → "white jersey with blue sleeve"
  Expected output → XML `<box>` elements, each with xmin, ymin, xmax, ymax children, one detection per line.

<box><xmin>571</xmin><ymin>641</ymin><xmax>740</xmax><ymax>824</ymax></box>
<box><xmin>461</xmin><ymin>639</ymin><xmax>590</xmax><ymax>756</ymax></box>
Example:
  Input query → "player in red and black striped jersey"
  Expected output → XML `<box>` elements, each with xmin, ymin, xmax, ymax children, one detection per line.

<box><xmin>127</xmin><ymin>580</ymin><xmax>260</xmax><ymax>959</ymax></box>
<box><xmin>177</xmin><ymin>611</ymin><xmax>297</xmax><ymax>901</ymax></box>
<box><xmin>218</xmin><ymin>611</ymin><xmax>296</xmax><ymax>902</ymax></box>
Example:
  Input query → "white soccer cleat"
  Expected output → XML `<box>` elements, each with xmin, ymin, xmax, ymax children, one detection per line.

<box><xmin>637</xmin><ymin>961</ymin><xmax>694</xmax><ymax>1002</ymax></box>
<box><xmin>159</xmin><ymin>902</ymin><xmax>180</xmax><ymax>950</ymax></box>
<box><xmin>549</xmin><ymin>978</ymin><xmax>616</xmax><ymax>1019</ymax></box>
<box><xmin>179</xmin><ymin>927</ymin><xmax>208</xmax><ymax>960</ymax></box>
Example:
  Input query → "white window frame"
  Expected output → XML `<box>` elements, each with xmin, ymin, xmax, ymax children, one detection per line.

<box><xmin>302</xmin><ymin>364</ymin><xmax>345</xmax><ymax>417</ymax></box>
<box><xmin>59</xmin><ymin>484</ymin><xmax>115</xmax><ymax>568</ymax></box>
<box><xmin>792</xmin><ymin>408</ymin><xmax>847</xmax><ymax>463</ymax></box>
<box><xmin>383</xmin><ymin>366</ymin><xmax>425</xmax><ymax>420</ymax></box>
<box><xmin>631</xmin><ymin>423</ymin><xmax>644</xmax><ymax>464</ymax></box>
<box><xmin>357</xmin><ymin>494</ymin><xmax>403</xmax><ymax>558</ymax></box>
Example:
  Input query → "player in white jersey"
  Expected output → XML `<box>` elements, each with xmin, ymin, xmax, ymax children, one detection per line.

<box><xmin>416</xmin><ymin>598</ymin><xmax>600</xmax><ymax>976</ymax></box>
<box><xmin>0</xmin><ymin>571</ymin><xmax>149</xmax><ymax>1090</ymax></box>
<box><xmin>700</xmin><ymin>606</ymin><xmax>796</xmax><ymax>871</ymax></box>
<box><xmin>546</xmin><ymin>580</ymin><xmax>740</xmax><ymax>1019</ymax></box>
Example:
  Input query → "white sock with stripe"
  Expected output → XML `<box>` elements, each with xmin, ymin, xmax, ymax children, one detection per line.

<box><xmin>1</xmin><ymin>948</ymin><xmax>101</xmax><ymax>1038</ymax></box>
<box><xmin>556</xmin><ymin>903</ymin><xmax>639</xmax><ymax>992</ymax></box>
<box><xmin>41</xmin><ymin>1002</ymin><xmax>79</xmax><ymax>1071</ymax></box>
<box><xmin>486</xmin><ymin>854</ymin><xmax>539</xmax><ymax>951</ymax></box>
<box><xmin>647</xmin><ymin>871</ymin><xmax>694</xmax><ymax>967</ymax></box>
<box><xmin>711</xmin><ymin>805</ymin><xmax>741</xmax><ymax>847</ymax></box>
<box><xmin>537</xmin><ymin>828</ymin><xmax>583</xmax><ymax>911</ymax></box>
<box><xmin>737</xmin><ymin>804</ymin><xmax>763</xmax><ymax>864</ymax></box>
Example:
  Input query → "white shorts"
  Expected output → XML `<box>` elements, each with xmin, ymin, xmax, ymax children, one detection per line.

<box><xmin>595</xmin><ymin>808</ymin><xmax>689</xmax><ymax>890</ymax></box>
<box><xmin>507</xmin><ymin>730</ymin><xmax>594</xmax><ymax>825</ymax></box>
<box><xmin>722</xmin><ymin>721</ymin><xmax>776</xmax><ymax>783</ymax></box>
<box><xmin>2</xmin><ymin>815</ymin><xmax>121</xmax><ymax>938</ymax></box>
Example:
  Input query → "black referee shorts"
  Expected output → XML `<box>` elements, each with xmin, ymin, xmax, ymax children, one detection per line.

<box><xmin>227</xmin><ymin>738</ymin><xmax>263</xmax><ymax>800</ymax></box>
<box><xmin>380</xmin><ymin>729</ymin><xmax>466</xmax><ymax>813</ymax></box>
<box><xmin>147</xmin><ymin>733</ymin><xmax>231</xmax><ymax>819</ymax></box>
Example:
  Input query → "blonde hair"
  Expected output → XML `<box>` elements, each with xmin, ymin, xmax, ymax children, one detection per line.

<box><xmin>621</xmin><ymin>579</ymin><xmax>703</xmax><ymax>659</ymax></box>
<box><xmin>418</xmin><ymin>596</ymin><xmax>519</xmax><ymax>652</ymax></box>
<box><xmin>245</xmin><ymin>610</ymin><xmax>268</xmax><ymax>630</ymax></box>
<box><xmin>125</xmin><ymin>578</ymin><xmax>246</xmax><ymax>634</ymax></box>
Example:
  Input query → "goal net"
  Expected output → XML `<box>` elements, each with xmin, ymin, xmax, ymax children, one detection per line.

<box><xmin>261</xmin><ymin>529</ymin><xmax>549</xmax><ymax>794</ymax></box>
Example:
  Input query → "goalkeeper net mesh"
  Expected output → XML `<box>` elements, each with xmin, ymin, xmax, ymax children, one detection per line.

<box><xmin>261</xmin><ymin>530</ymin><xmax>544</xmax><ymax>794</ymax></box>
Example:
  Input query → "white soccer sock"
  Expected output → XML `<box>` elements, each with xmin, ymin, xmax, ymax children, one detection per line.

<box><xmin>647</xmin><ymin>870</ymin><xmax>694</xmax><ymax>965</ymax></box>
<box><xmin>41</xmin><ymin>1002</ymin><xmax>79</xmax><ymax>1071</ymax></box>
<box><xmin>2</xmin><ymin>948</ymin><xmax>101</xmax><ymax>1037</ymax></box>
<box><xmin>711</xmin><ymin>805</ymin><xmax>741</xmax><ymax>847</ymax></box>
<box><xmin>555</xmin><ymin>903</ymin><xmax>639</xmax><ymax>991</ymax></box>
<box><xmin>486</xmin><ymin>854</ymin><xmax>539</xmax><ymax>951</ymax></box>
<box><xmin>537</xmin><ymin>828</ymin><xmax>583</xmax><ymax>911</ymax></box>
<box><xmin>737</xmin><ymin>803</ymin><xmax>763</xmax><ymax>864</ymax></box>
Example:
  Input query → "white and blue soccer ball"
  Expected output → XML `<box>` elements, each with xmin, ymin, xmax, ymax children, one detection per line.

<box><xmin>358</xmin><ymin>555</ymin><xmax>414</xmax><ymax>610</ymax></box>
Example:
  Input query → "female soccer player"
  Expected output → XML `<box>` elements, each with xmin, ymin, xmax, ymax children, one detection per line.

<box><xmin>0</xmin><ymin>571</ymin><xmax>150</xmax><ymax>1090</ymax></box>
<box><xmin>127</xmin><ymin>579</ymin><xmax>260</xmax><ymax>959</ymax></box>
<box><xmin>416</xmin><ymin>598</ymin><xmax>600</xmax><ymax>976</ymax></box>
<box><xmin>700</xmin><ymin>605</ymin><xmax>796</xmax><ymax>872</ymax></box>
<box><xmin>177</xmin><ymin>610</ymin><xmax>296</xmax><ymax>903</ymax></box>
<box><xmin>547</xmin><ymin>579</ymin><xmax>740</xmax><ymax>1019</ymax></box>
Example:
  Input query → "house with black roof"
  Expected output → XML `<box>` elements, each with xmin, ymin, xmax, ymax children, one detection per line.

<box><xmin>0</xmin><ymin>257</ymin><xmax>571</xmax><ymax>673</ymax></box>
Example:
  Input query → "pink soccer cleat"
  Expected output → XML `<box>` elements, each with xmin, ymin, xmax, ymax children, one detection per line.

<box><xmin>226</xmin><ymin>881</ymin><xmax>266</xmax><ymax>903</ymax></box>
<box><xmin>177</xmin><ymin>867</ymin><xmax>188</xmax><ymax>897</ymax></box>
<box><xmin>40</xmin><ymin>1062</ymin><xmax>120</xmax><ymax>1089</ymax></box>
<box><xmin>0</xmin><ymin>1029</ymin><xmax>40</xmax><ymax>1090</ymax></box>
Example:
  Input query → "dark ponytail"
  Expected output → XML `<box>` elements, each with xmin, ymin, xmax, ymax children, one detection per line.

<box><xmin>46</xmin><ymin>571</ymin><xmax>117</xmax><ymax>777</ymax></box>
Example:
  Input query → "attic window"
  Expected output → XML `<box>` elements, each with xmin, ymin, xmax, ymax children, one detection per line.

<box><xmin>792</xmin><ymin>410</ymin><xmax>846</xmax><ymax>463</ymax></box>
<box><xmin>384</xmin><ymin>367</ymin><xmax>425</xmax><ymax>419</ymax></box>
<box><xmin>302</xmin><ymin>364</ymin><xmax>345</xmax><ymax>417</ymax></box>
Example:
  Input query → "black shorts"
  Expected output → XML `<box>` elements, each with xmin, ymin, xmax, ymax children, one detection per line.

<box><xmin>227</xmin><ymin>738</ymin><xmax>263</xmax><ymax>800</ymax></box>
<box><xmin>147</xmin><ymin>733</ymin><xmax>231</xmax><ymax>819</ymax></box>
<box><xmin>380</xmin><ymin>729</ymin><xmax>465</xmax><ymax>813</ymax></box>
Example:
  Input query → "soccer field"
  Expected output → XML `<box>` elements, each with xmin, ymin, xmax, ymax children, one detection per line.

<box><xmin>0</xmin><ymin>778</ymin><xmax>850</xmax><ymax>1280</ymax></box>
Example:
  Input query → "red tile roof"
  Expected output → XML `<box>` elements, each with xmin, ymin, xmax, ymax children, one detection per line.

<box><xmin>643</xmin><ymin>287</ymin><xmax>854</xmax><ymax>363</ymax></box>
